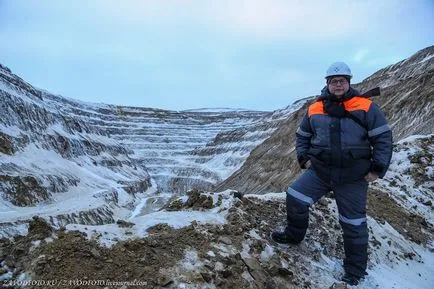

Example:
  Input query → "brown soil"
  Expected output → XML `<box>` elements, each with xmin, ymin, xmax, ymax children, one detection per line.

<box><xmin>0</xmin><ymin>195</ymin><xmax>310</xmax><ymax>289</ymax></box>
<box><xmin>1</xmin><ymin>190</ymin><xmax>431</xmax><ymax>289</ymax></box>
<box><xmin>0</xmin><ymin>175</ymin><xmax>50</xmax><ymax>206</ymax></box>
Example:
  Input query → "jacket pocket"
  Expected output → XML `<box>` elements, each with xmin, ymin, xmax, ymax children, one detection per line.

<box><xmin>308</xmin><ymin>148</ymin><xmax>332</xmax><ymax>166</ymax></box>
<box><xmin>349</xmin><ymin>149</ymin><xmax>371</xmax><ymax>160</ymax></box>
<box><xmin>307</xmin><ymin>147</ymin><xmax>323</xmax><ymax>156</ymax></box>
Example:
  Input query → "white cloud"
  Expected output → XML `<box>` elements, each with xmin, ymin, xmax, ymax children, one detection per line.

<box><xmin>209</xmin><ymin>0</ymin><xmax>367</xmax><ymax>39</ymax></box>
<box><xmin>354</xmin><ymin>48</ymin><xmax>370</xmax><ymax>62</ymax></box>
<box><xmin>88</xmin><ymin>0</ymin><xmax>381</xmax><ymax>40</ymax></box>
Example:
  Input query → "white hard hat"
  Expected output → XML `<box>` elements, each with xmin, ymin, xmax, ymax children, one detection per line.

<box><xmin>325</xmin><ymin>62</ymin><xmax>352</xmax><ymax>79</ymax></box>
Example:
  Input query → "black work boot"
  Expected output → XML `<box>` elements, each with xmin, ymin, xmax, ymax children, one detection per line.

<box><xmin>271</xmin><ymin>229</ymin><xmax>302</xmax><ymax>244</ymax></box>
<box><xmin>342</xmin><ymin>272</ymin><xmax>362</xmax><ymax>286</ymax></box>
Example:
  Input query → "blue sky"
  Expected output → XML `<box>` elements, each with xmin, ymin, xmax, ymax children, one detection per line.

<box><xmin>1</xmin><ymin>0</ymin><xmax>433</xmax><ymax>111</ymax></box>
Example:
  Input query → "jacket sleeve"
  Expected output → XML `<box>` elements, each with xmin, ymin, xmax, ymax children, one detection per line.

<box><xmin>366</xmin><ymin>102</ymin><xmax>393</xmax><ymax>178</ymax></box>
<box><xmin>295</xmin><ymin>111</ymin><xmax>313</xmax><ymax>168</ymax></box>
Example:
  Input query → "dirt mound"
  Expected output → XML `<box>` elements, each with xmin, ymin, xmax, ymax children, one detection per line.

<box><xmin>0</xmin><ymin>196</ymin><xmax>313</xmax><ymax>289</ymax></box>
<box><xmin>28</xmin><ymin>216</ymin><xmax>53</xmax><ymax>238</ymax></box>
<box><xmin>1</xmin><ymin>190</ymin><xmax>432</xmax><ymax>289</ymax></box>
<box><xmin>30</xmin><ymin>227</ymin><xmax>212</xmax><ymax>288</ymax></box>
<box><xmin>165</xmin><ymin>189</ymin><xmax>216</xmax><ymax>211</ymax></box>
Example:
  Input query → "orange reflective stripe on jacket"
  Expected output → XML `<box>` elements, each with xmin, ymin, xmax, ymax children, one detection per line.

<box><xmin>344</xmin><ymin>97</ymin><xmax>372</xmax><ymax>112</ymax></box>
<box><xmin>308</xmin><ymin>96</ymin><xmax>372</xmax><ymax>117</ymax></box>
<box><xmin>308</xmin><ymin>101</ymin><xmax>325</xmax><ymax>117</ymax></box>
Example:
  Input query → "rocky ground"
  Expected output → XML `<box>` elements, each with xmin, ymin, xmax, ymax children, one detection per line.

<box><xmin>1</xmin><ymin>188</ymin><xmax>432</xmax><ymax>289</ymax></box>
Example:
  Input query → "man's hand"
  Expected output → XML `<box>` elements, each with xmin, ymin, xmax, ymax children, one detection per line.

<box><xmin>364</xmin><ymin>172</ymin><xmax>379</xmax><ymax>182</ymax></box>
<box><xmin>304</xmin><ymin>160</ymin><xmax>312</xmax><ymax>169</ymax></box>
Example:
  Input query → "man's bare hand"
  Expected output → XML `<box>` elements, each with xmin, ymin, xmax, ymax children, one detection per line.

<box><xmin>364</xmin><ymin>172</ymin><xmax>379</xmax><ymax>182</ymax></box>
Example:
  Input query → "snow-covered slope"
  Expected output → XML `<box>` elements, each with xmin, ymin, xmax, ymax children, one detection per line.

<box><xmin>0</xmin><ymin>66</ymin><xmax>152</xmax><ymax>230</ymax></box>
<box><xmin>370</xmin><ymin>134</ymin><xmax>434</xmax><ymax>228</ymax></box>
<box><xmin>355</xmin><ymin>46</ymin><xmax>434</xmax><ymax>141</ymax></box>
<box><xmin>0</xmin><ymin>63</ymin><xmax>302</xmax><ymax>231</ymax></box>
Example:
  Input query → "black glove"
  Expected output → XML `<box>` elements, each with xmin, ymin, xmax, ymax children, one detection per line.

<box><xmin>370</xmin><ymin>162</ymin><xmax>384</xmax><ymax>175</ymax></box>
<box><xmin>298</xmin><ymin>155</ymin><xmax>311</xmax><ymax>169</ymax></box>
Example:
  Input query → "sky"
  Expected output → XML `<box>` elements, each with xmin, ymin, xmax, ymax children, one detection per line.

<box><xmin>0</xmin><ymin>0</ymin><xmax>433</xmax><ymax>111</ymax></box>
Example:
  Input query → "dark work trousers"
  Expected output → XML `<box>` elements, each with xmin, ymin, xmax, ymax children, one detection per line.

<box><xmin>285</xmin><ymin>168</ymin><xmax>369</xmax><ymax>278</ymax></box>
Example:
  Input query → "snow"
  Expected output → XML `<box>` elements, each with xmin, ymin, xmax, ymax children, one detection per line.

<box><xmin>241</xmin><ymin>241</ymin><xmax>251</xmax><ymax>259</ymax></box>
<box><xmin>128</xmin><ymin>184</ymin><xmax>160</xmax><ymax>219</ymax></box>
<box><xmin>245</xmin><ymin>192</ymin><xmax>286</xmax><ymax>201</ymax></box>
<box><xmin>0</xmin><ymin>134</ymin><xmax>152</xmax><ymax>228</ymax></box>
<box><xmin>0</xmin><ymin>124</ymin><xmax>22</xmax><ymax>137</ymax></box>
<box><xmin>134</xmin><ymin>211</ymin><xmax>226</xmax><ymax>234</ymax></box>
<box><xmin>259</xmin><ymin>244</ymin><xmax>275</xmax><ymax>262</ymax></box>
<box><xmin>0</xmin><ymin>272</ymin><xmax>13</xmax><ymax>281</ymax></box>
<box><xmin>29</xmin><ymin>240</ymin><xmax>41</xmax><ymax>252</ymax></box>
<box><xmin>419</xmin><ymin>53</ymin><xmax>434</xmax><ymax>64</ymax></box>
<box><xmin>248</xmin><ymin>229</ymin><xmax>262</xmax><ymax>240</ymax></box>
<box><xmin>66</xmin><ymin>210</ymin><xmax>226</xmax><ymax>247</ymax></box>
<box><xmin>0</xmin><ymin>80</ymin><xmax>40</xmax><ymax>106</ymax></box>
<box><xmin>368</xmin><ymin>252</ymin><xmax>434</xmax><ymax>289</ymax></box>
<box><xmin>180</xmin><ymin>250</ymin><xmax>204</xmax><ymax>271</ymax></box>
<box><xmin>182</xmin><ymin>108</ymin><xmax>256</xmax><ymax>113</ymax></box>
<box><xmin>241</xmin><ymin>270</ymin><xmax>255</xmax><ymax>283</ymax></box>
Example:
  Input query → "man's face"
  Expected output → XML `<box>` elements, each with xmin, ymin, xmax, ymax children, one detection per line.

<box><xmin>328</xmin><ymin>76</ymin><xmax>350</xmax><ymax>97</ymax></box>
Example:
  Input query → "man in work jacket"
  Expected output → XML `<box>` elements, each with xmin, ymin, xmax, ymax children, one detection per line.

<box><xmin>271</xmin><ymin>62</ymin><xmax>393</xmax><ymax>286</ymax></box>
